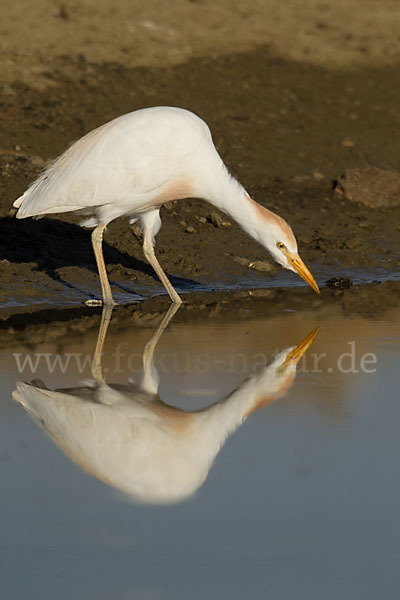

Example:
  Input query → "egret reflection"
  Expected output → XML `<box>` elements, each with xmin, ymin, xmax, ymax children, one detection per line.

<box><xmin>13</xmin><ymin>306</ymin><xmax>317</xmax><ymax>505</ymax></box>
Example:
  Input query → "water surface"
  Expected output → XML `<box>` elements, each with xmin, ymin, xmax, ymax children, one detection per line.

<box><xmin>1</xmin><ymin>301</ymin><xmax>399</xmax><ymax>599</ymax></box>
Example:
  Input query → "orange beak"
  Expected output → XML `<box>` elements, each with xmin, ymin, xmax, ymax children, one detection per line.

<box><xmin>281</xmin><ymin>327</ymin><xmax>319</xmax><ymax>368</ymax></box>
<box><xmin>288</xmin><ymin>253</ymin><xmax>320</xmax><ymax>294</ymax></box>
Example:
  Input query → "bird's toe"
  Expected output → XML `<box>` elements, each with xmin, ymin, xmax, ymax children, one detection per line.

<box><xmin>85</xmin><ymin>299</ymin><xmax>104</xmax><ymax>307</ymax></box>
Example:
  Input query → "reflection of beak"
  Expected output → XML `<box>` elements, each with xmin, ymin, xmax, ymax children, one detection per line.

<box><xmin>289</xmin><ymin>253</ymin><xmax>320</xmax><ymax>294</ymax></box>
<box><xmin>282</xmin><ymin>327</ymin><xmax>319</xmax><ymax>368</ymax></box>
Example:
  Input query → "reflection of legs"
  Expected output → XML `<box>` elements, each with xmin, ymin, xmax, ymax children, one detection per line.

<box><xmin>140</xmin><ymin>209</ymin><xmax>183</xmax><ymax>305</ymax></box>
<box><xmin>141</xmin><ymin>303</ymin><xmax>181</xmax><ymax>394</ymax></box>
<box><xmin>143</xmin><ymin>303</ymin><xmax>180</xmax><ymax>372</ymax></box>
<box><xmin>91</xmin><ymin>305</ymin><xmax>114</xmax><ymax>383</ymax></box>
<box><xmin>91</xmin><ymin>223</ymin><xmax>115</xmax><ymax>306</ymax></box>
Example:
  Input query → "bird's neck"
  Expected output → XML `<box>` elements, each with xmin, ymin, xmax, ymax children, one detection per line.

<box><xmin>205</xmin><ymin>174</ymin><xmax>279</xmax><ymax>244</ymax></box>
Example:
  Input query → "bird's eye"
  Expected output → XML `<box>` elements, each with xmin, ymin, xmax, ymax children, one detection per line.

<box><xmin>277</xmin><ymin>242</ymin><xmax>286</xmax><ymax>250</ymax></box>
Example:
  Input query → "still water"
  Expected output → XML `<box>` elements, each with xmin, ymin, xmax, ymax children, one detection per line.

<box><xmin>1</xmin><ymin>300</ymin><xmax>399</xmax><ymax>599</ymax></box>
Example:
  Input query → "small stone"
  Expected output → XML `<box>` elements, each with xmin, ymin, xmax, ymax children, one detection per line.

<box><xmin>248</xmin><ymin>289</ymin><xmax>274</xmax><ymax>298</ymax></box>
<box><xmin>291</xmin><ymin>175</ymin><xmax>310</xmax><ymax>183</ymax></box>
<box><xmin>358</xmin><ymin>221</ymin><xmax>371</xmax><ymax>230</ymax></box>
<box><xmin>185</xmin><ymin>226</ymin><xmax>196</xmax><ymax>234</ymax></box>
<box><xmin>197</xmin><ymin>216</ymin><xmax>207</xmax><ymax>224</ymax></box>
<box><xmin>1</xmin><ymin>83</ymin><xmax>15</xmax><ymax>96</ymax></box>
<box><xmin>341</xmin><ymin>139</ymin><xmax>355</xmax><ymax>147</ymax></box>
<box><xmin>209</xmin><ymin>212</ymin><xmax>225</xmax><ymax>227</ymax></box>
<box><xmin>249</xmin><ymin>260</ymin><xmax>274</xmax><ymax>273</ymax></box>
<box><xmin>326</xmin><ymin>277</ymin><xmax>353</xmax><ymax>289</ymax></box>
<box><xmin>334</xmin><ymin>166</ymin><xmax>400</xmax><ymax>207</ymax></box>
<box><xmin>233</xmin><ymin>256</ymin><xmax>250</xmax><ymax>267</ymax></box>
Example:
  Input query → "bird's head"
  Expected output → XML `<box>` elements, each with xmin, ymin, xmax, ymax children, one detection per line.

<box><xmin>257</xmin><ymin>206</ymin><xmax>320</xmax><ymax>294</ymax></box>
<box><xmin>243</xmin><ymin>327</ymin><xmax>318</xmax><ymax>418</ymax></box>
<box><xmin>265</xmin><ymin>327</ymin><xmax>319</xmax><ymax>393</ymax></box>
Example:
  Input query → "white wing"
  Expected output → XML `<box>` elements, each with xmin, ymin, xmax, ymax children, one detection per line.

<box><xmin>14</xmin><ymin>107</ymin><xmax>214</xmax><ymax>218</ymax></box>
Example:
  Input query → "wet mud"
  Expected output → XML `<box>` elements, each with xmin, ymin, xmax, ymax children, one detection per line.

<box><xmin>2</xmin><ymin>280</ymin><xmax>399</xmax><ymax>350</ymax></box>
<box><xmin>1</xmin><ymin>47</ymin><xmax>399</xmax><ymax>314</ymax></box>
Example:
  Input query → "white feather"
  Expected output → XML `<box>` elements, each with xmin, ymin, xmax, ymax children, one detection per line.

<box><xmin>14</xmin><ymin>107</ymin><xmax>222</xmax><ymax>223</ymax></box>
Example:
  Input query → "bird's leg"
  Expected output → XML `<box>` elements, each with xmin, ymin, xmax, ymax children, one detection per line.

<box><xmin>140</xmin><ymin>303</ymin><xmax>181</xmax><ymax>395</ymax></box>
<box><xmin>91</xmin><ymin>223</ymin><xmax>115</xmax><ymax>306</ymax></box>
<box><xmin>91</xmin><ymin>305</ymin><xmax>114</xmax><ymax>383</ymax></box>
<box><xmin>142</xmin><ymin>302</ymin><xmax>180</xmax><ymax>373</ymax></box>
<box><xmin>143</xmin><ymin>239</ymin><xmax>183</xmax><ymax>304</ymax></box>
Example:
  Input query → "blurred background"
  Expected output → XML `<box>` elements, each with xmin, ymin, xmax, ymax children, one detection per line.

<box><xmin>2</xmin><ymin>0</ymin><xmax>400</xmax><ymax>86</ymax></box>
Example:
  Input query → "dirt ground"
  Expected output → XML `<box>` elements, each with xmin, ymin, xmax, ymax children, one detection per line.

<box><xmin>0</xmin><ymin>0</ymin><xmax>399</xmax><ymax>320</ymax></box>
<box><xmin>3</xmin><ymin>0</ymin><xmax>400</xmax><ymax>87</ymax></box>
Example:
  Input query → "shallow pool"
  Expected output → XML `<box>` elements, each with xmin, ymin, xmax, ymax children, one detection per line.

<box><xmin>1</xmin><ymin>300</ymin><xmax>399</xmax><ymax>599</ymax></box>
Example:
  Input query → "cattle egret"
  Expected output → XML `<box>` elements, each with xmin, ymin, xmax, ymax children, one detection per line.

<box><xmin>14</xmin><ymin>107</ymin><xmax>319</xmax><ymax>305</ymax></box>
<box><xmin>13</xmin><ymin>304</ymin><xmax>317</xmax><ymax>504</ymax></box>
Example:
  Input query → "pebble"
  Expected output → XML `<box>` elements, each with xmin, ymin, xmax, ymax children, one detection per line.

<box><xmin>185</xmin><ymin>226</ymin><xmax>196</xmax><ymax>234</ymax></box>
<box><xmin>248</xmin><ymin>289</ymin><xmax>274</xmax><ymax>297</ymax></box>
<box><xmin>209</xmin><ymin>212</ymin><xmax>231</xmax><ymax>228</ymax></box>
<box><xmin>326</xmin><ymin>277</ymin><xmax>353</xmax><ymax>289</ymax></box>
<box><xmin>249</xmin><ymin>260</ymin><xmax>274</xmax><ymax>273</ymax></box>
<box><xmin>233</xmin><ymin>256</ymin><xmax>250</xmax><ymax>267</ymax></box>
<box><xmin>334</xmin><ymin>166</ymin><xmax>400</xmax><ymax>207</ymax></box>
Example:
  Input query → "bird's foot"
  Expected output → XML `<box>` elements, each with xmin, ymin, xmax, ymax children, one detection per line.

<box><xmin>85</xmin><ymin>298</ymin><xmax>119</xmax><ymax>307</ymax></box>
<box><xmin>85</xmin><ymin>299</ymin><xmax>103</xmax><ymax>306</ymax></box>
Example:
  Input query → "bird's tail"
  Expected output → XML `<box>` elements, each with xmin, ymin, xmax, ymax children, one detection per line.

<box><xmin>13</xmin><ymin>192</ymin><xmax>28</xmax><ymax>210</ymax></box>
<box><xmin>12</xmin><ymin>382</ymin><xmax>49</xmax><ymax>414</ymax></box>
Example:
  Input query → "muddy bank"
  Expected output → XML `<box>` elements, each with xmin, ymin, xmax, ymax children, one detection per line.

<box><xmin>1</xmin><ymin>281</ymin><xmax>399</xmax><ymax>350</ymax></box>
<box><xmin>0</xmin><ymin>48</ymin><xmax>400</xmax><ymax>311</ymax></box>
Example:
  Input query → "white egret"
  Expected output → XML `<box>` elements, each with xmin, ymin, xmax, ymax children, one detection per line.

<box><xmin>13</xmin><ymin>305</ymin><xmax>317</xmax><ymax>505</ymax></box>
<box><xmin>14</xmin><ymin>107</ymin><xmax>319</xmax><ymax>305</ymax></box>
